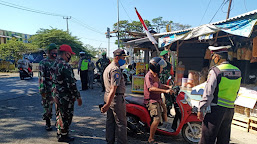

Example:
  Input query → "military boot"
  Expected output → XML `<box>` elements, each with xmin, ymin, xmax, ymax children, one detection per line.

<box><xmin>58</xmin><ymin>134</ymin><xmax>75</xmax><ymax>142</ymax></box>
<box><xmin>45</xmin><ymin>118</ymin><xmax>52</xmax><ymax>131</ymax></box>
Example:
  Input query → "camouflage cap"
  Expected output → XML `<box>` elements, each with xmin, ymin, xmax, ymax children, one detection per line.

<box><xmin>47</xmin><ymin>43</ymin><xmax>57</xmax><ymax>51</ymax></box>
<box><xmin>102</xmin><ymin>51</ymin><xmax>107</xmax><ymax>55</ymax></box>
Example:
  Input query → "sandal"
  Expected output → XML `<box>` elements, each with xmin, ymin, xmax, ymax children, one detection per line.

<box><xmin>147</xmin><ymin>140</ymin><xmax>158</xmax><ymax>144</ymax></box>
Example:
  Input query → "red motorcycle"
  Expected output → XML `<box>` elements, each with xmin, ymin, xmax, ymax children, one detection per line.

<box><xmin>125</xmin><ymin>87</ymin><xmax>202</xmax><ymax>143</ymax></box>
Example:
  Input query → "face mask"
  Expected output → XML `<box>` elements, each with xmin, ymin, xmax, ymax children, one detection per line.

<box><xmin>66</xmin><ymin>53</ymin><xmax>71</xmax><ymax>62</ymax></box>
<box><xmin>88</xmin><ymin>59</ymin><xmax>91</xmax><ymax>62</ymax></box>
<box><xmin>67</xmin><ymin>56</ymin><xmax>71</xmax><ymax>62</ymax></box>
<box><xmin>51</xmin><ymin>53</ymin><xmax>58</xmax><ymax>58</ymax></box>
<box><xmin>118</xmin><ymin>59</ymin><xmax>126</xmax><ymax>66</ymax></box>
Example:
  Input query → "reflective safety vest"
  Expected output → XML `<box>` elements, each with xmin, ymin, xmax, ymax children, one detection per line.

<box><xmin>81</xmin><ymin>59</ymin><xmax>89</xmax><ymax>71</ymax></box>
<box><xmin>213</xmin><ymin>63</ymin><xmax>241</xmax><ymax>108</ymax></box>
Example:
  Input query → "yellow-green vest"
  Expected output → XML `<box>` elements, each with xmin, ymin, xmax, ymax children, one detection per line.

<box><xmin>216</xmin><ymin>64</ymin><xmax>241</xmax><ymax>108</ymax></box>
<box><xmin>81</xmin><ymin>59</ymin><xmax>89</xmax><ymax>71</ymax></box>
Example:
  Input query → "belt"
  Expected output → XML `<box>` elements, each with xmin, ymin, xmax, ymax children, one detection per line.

<box><xmin>115</xmin><ymin>93</ymin><xmax>124</xmax><ymax>95</ymax></box>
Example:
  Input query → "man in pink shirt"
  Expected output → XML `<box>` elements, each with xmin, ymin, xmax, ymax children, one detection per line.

<box><xmin>144</xmin><ymin>57</ymin><xmax>174</xmax><ymax>144</ymax></box>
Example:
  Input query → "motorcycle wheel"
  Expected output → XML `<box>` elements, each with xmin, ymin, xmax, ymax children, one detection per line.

<box><xmin>181</xmin><ymin>122</ymin><xmax>202</xmax><ymax>144</ymax></box>
<box><xmin>127</xmin><ymin>115</ymin><xmax>141</xmax><ymax>136</ymax></box>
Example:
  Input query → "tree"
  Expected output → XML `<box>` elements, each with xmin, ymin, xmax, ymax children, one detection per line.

<box><xmin>113</xmin><ymin>17</ymin><xmax>190</xmax><ymax>43</ymax></box>
<box><xmin>0</xmin><ymin>38</ymin><xmax>38</xmax><ymax>63</ymax></box>
<box><xmin>151</xmin><ymin>16</ymin><xmax>173</xmax><ymax>33</ymax></box>
<box><xmin>113</xmin><ymin>20</ymin><xmax>151</xmax><ymax>48</ymax></box>
<box><xmin>171</xmin><ymin>23</ymin><xmax>191</xmax><ymax>31</ymax></box>
<box><xmin>30</xmin><ymin>28</ymin><xmax>93</xmax><ymax>56</ymax></box>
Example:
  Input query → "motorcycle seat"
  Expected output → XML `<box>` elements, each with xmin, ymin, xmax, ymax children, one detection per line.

<box><xmin>125</xmin><ymin>96</ymin><xmax>146</xmax><ymax>107</ymax></box>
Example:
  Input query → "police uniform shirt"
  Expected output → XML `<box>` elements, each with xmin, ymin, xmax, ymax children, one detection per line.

<box><xmin>198</xmin><ymin>63</ymin><xmax>221</xmax><ymax>112</ymax></box>
<box><xmin>103</xmin><ymin>61</ymin><xmax>125</xmax><ymax>102</ymax></box>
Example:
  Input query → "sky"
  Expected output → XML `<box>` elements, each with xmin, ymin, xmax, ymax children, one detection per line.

<box><xmin>0</xmin><ymin>0</ymin><xmax>256</xmax><ymax>57</ymax></box>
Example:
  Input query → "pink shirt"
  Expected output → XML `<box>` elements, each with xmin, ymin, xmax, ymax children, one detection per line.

<box><xmin>144</xmin><ymin>71</ymin><xmax>162</xmax><ymax>104</ymax></box>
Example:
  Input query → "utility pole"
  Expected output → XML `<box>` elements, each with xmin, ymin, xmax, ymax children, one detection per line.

<box><xmin>226</xmin><ymin>0</ymin><xmax>232</xmax><ymax>19</ymax></box>
<box><xmin>63</xmin><ymin>16</ymin><xmax>71</xmax><ymax>33</ymax></box>
<box><xmin>107</xmin><ymin>27</ymin><xmax>111</xmax><ymax>57</ymax></box>
<box><xmin>117</xmin><ymin>0</ymin><xmax>120</xmax><ymax>49</ymax></box>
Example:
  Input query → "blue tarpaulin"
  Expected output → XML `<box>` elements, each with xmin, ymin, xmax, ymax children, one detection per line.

<box><xmin>158</xmin><ymin>10</ymin><xmax>257</xmax><ymax>47</ymax></box>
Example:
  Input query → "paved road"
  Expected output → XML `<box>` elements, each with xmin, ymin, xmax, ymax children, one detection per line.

<box><xmin>0</xmin><ymin>72</ymin><xmax>256</xmax><ymax>144</ymax></box>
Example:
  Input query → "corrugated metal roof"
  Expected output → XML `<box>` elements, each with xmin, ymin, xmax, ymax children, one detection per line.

<box><xmin>155</xmin><ymin>9</ymin><xmax>257</xmax><ymax>37</ymax></box>
<box><xmin>212</xmin><ymin>9</ymin><xmax>257</xmax><ymax>25</ymax></box>
<box><xmin>125</xmin><ymin>37</ymin><xmax>149</xmax><ymax>44</ymax></box>
<box><xmin>154</xmin><ymin>28</ymin><xmax>193</xmax><ymax>37</ymax></box>
<box><xmin>126</xmin><ymin>9</ymin><xmax>257</xmax><ymax>44</ymax></box>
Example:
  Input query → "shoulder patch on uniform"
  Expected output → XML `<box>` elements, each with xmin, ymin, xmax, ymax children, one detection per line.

<box><xmin>207</xmin><ymin>73</ymin><xmax>211</xmax><ymax>82</ymax></box>
<box><xmin>114</xmin><ymin>72</ymin><xmax>120</xmax><ymax>79</ymax></box>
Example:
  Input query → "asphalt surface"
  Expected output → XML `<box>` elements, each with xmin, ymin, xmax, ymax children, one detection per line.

<box><xmin>0</xmin><ymin>71</ymin><xmax>256</xmax><ymax>144</ymax></box>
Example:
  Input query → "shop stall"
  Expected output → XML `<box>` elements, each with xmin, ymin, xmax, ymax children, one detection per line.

<box><xmin>156</xmin><ymin>9</ymin><xmax>257</xmax><ymax>133</ymax></box>
<box><xmin>125</xmin><ymin>37</ymin><xmax>158</xmax><ymax>93</ymax></box>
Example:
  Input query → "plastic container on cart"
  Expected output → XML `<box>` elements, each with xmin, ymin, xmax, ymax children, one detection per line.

<box><xmin>182</xmin><ymin>78</ymin><xmax>188</xmax><ymax>87</ymax></box>
<box><xmin>175</xmin><ymin>61</ymin><xmax>185</xmax><ymax>86</ymax></box>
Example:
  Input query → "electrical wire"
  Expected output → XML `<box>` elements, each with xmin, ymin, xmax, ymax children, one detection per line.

<box><xmin>0</xmin><ymin>0</ymin><xmax>124</xmax><ymax>45</ymax></box>
<box><xmin>0</xmin><ymin>0</ymin><xmax>65</xmax><ymax>17</ymax></box>
<box><xmin>82</xmin><ymin>37</ymin><xmax>116</xmax><ymax>43</ymax></box>
<box><xmin>221</xmin><ymin>0</ymin><xmax>229</xmax><ymax>13</ymax></box>
<box><xmin>71</xmin><ymin>18</ymin><xmax>105</xmax><ymax>35</ymax></box>
<box><xmin>244</xmin><ymin>0</ymin><xmax>248</xmax><ymax>12</ymax></box>
<box><xmin>0</xmin><ymin>0</ymin><xmax>106</xmax><ymax>36</ymax></box>
<box><xmin>199</xmin><ymin>0</ymin><xmax>212</xmax><ymax>25</ymax></box>
<box><xmin>120</xmin><ymin>0</ymin><xmax>133</xmax><ymax>22</ymax></box>
<box><xmin>209</xmin><ymin>0</ymin><xmax>227</xmax><ymax>23</ymax></box>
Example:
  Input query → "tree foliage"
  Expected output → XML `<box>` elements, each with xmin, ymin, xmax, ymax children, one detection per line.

<box><xmin>30</xmin><ymin>28</ymin><xmax>88</xmax><ymax>56</ymax></box>
<box><xmin>29</xmin><ymin>28</ymin><xmax>98</xmax><ymax>58</ymax></box>
<box><xmin>112</xmin><ymin>17</ymin><xmax>191</xmax><ymax>40</ymax></box>
<box><xmin>0</xmin><ymin>38</ymin><xmax>38</xmax><ymax>63</ymax></box>
<box><xmin>151</xmin><ymin>16</ymin><xmax>173</xmax><ymax>33</ymax></box>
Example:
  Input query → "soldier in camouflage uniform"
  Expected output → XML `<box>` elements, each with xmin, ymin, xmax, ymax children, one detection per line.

<box><xmin>51</xmin><ymin>44</ymin><xmax>82</xmax><ymax>142</ymax></box>
<box><xmin>38</xmin><ymin>43</ymin><xmax>58</xmax><ymax>131</ymax></box>
<box><xmin>160</xmin><ymin>50</ymin><xmax>174</xmax><ymax>117</ymax></box>
<box><xmin>96</xmin><ymin>51</ymin><xmax>110</xmax><ymax>92</ymax></box>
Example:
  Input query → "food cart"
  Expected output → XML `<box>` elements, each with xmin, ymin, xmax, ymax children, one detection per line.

<box><xmin>125</xmin><ymin>37</ymin><xmax>158</xmax><ymax>93</ymax></box>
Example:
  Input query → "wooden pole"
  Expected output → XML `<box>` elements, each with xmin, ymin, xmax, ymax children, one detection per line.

<box><xmin>226</xmin><ymin>0</ymin><xmax>232</xmax><ymax>19</ymax></box>
<box><xmin>153</xmin><ymin>43</ymin><xmax>160</xmax><ymax>55</ymax></box>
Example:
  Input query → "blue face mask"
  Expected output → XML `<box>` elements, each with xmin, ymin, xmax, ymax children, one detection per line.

<box><xmin>118</xmin><ymin>59</ymin><xmax>126</xmax><ymax>66</ymax></box>
<box><xmin>88</xmin><ymin>59</ymin><xmax>91</xmax><ymax>62</ymax></box>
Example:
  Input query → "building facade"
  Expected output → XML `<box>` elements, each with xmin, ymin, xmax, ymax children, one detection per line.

<box><xmin>0</xmin><ymin>29</ymin><xmax>32</xmax><ymax>44</ymax></box>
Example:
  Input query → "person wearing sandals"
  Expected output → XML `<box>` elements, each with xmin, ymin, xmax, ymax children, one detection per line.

<box><xmin>144</xmin><ymin>57</ymin><xmax>174</xmax><ymax>144</ymax></box>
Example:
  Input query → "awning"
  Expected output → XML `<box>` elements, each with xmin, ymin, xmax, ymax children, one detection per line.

<box><xmin>158</xmin><ymin>9</ymin><xmax>257</xmax><ymax>47</ymax></box>
<box><xmin>0</xmin><ymin>35</ymin><xmax>12</xmax><ymax>38</ymax></box>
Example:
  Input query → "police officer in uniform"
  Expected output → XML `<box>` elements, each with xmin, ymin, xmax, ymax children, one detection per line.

<box><xmin>96</xmin><ymin>51</ymin><xmax>110</xmax><ymax>92</ymax></box>
<box><xmin>197</xmin><ymin>45</ymin><xmax>242</xmax><ymax>144</ymax></box>
<box><xmin>51</xmin><ymin>44</ymin><xmax>82</xmax><ymax>142</ymax></box>
<box><xmin>78</xmin><ymin>52</ymin><xmax>89</xmax><ymax>90</ymax></box>
<box><xmin>88</xmin><ymin>56</ymin><xmax>95</xmax><ymax>89</ymax></box>
<box><xmin>38</xmin><ymin>43</ymin><xmax>58</xmax><ymax>131</ymax></box>
<box><xmin>101</xmin><ymin>49</ymin><xmax>127</xmax><ymax>144</ymax></box>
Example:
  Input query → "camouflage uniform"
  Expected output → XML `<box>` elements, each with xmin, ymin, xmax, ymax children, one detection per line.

<box><xmin>51</xmin><ymin>57</ymin><xmax>81</xmax><ymax>134</ymax></box>
<box><xmin>38</xmin><ymin>57</ymin><xmax>55</xmax><ymax>120</ymax></box>
<box><xmin>159</xmin><ymin>61</ymin><xmax>173</xmax><ymax>116</ymax></box>
<box><xmin>159</xmin><ymin>61</ymin><xmax>172</xmax><ymax>84</ymax></box>
<box><xmin>96</xmin><ymin>57</ymin><xmax>110</xmax><ymax>91</ymax></box>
